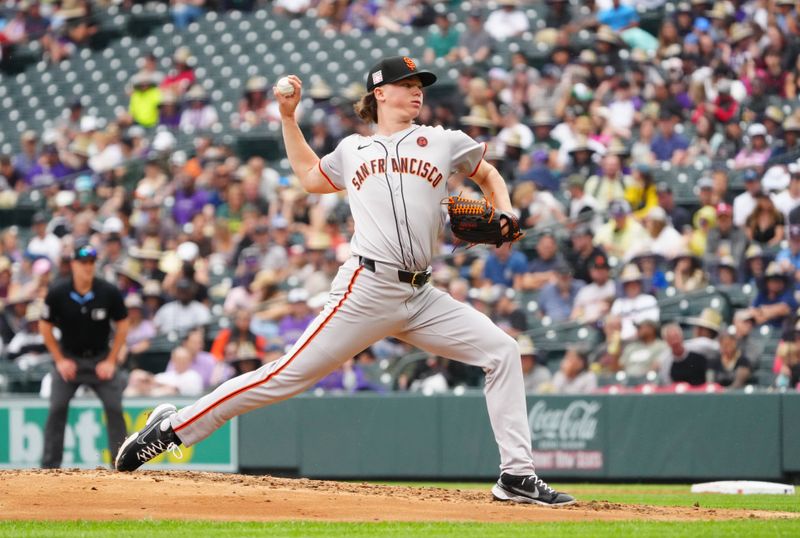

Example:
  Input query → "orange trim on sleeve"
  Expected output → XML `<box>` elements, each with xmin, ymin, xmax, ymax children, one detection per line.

<box><xmin>468</xmin><ymin>142</ymin><xmax>488</xmax><ymax>177</ymax></box>
<box><xmin>174</xmin><ymin>266</ymin><xmax>364</xmax><ymax>433</ymax></box>
<box><xmin>318</xmin><ymin>160</ymin><xmax>342</xmax><ymax>191</ymax></box>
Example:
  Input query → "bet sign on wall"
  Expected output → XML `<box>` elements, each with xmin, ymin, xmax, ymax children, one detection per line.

<box><xmin>0</xmin><ymin>399</ymin><xmax>237</xmax><ymax>471</ymax></box>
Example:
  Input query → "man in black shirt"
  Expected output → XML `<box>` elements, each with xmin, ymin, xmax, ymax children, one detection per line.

<box><xmin>40</xmin><ymin>243</ymin><xmax>130</xmax><ymax>468</ymax></box>
<box><xmin>662</xmin><ymin>323</ymin><xmax>707</xmax><ymax>386</ymax></box>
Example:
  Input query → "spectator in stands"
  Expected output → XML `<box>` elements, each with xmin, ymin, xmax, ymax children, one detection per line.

<box><xmin>584</xmin><ymin>155</ymin><xmax>630</xmax><ymax>212</ymax></box>
<box><xmin>743</xmin><ymin>244</ymin><xmax>768</xmax><ymax>286</ymax></box>
<box><xmin>734</xmin><ymin>123</ymin><xmax>772</xmax><ymax>170</ymax></box>
<box><xmin>661</xmin><ymin>322</ymin><xmax>707</xmax><ymax>386</ymax></box>
<box><xmin>27</xmin><ymin>144</ymin><xmax>72</xmax><ymax>189</ymax></box>
<box><xmin>683</xmin><ymin>307</ymin><xmax>722</xmax><ymax>362</ymax></box>
<box><xmin>483</xmin><ymin>242</ymin><xmax>528</xmax><ymax>289</ymax></box>
<box><xmin>656</xmin><ymin>181</ymin><xmax>692</xmax><ymax>233</ymax></box>
<box><xmin>598</xmin><ymin>0</ymin><xmax>639</xmax><ymax>31</ymax></box>
<box><xmin>744</xmin><ymin>192</ymin><xmax>785</xmax><ymax>248</ymax></box>
<box><xmin>773</xmin><ymin>164</ymin><xmax>800</xmax><ymax>222</ymax></box>
<box><xmin>179</xmin><ymin>85</ymin><xmax>219</xmax><ymax>132</ymax></box>
<box><xmin>571</xmin><ymin>254</ymin><xmax>615</xmax><ymax>324</ymax></box>
<box><xmin>733</xmin><ymin>169</ymin><xmax>762</xmax><ymax>227</ymax></box>
<box><xmin>625</xmin><ymin>163</ymin><xmax>658</xmax><ymax>220</ymax></box>
<box><xmin>641</xmin><ymin>206</ymin><xmax>684</xmax><ymax>259</ymax></box>
<box><xmin>566</xmin><ymin>225</ymin><xmax>605</xmax><ymax>284</ymax></box>
<box><xmin>708</xmin><ymin>332</ymin><xmax>753</xmax><ymax>388</ymax></box>
<box><xmin>211</xmin><ymin>309</ymin><xmax>265</xmax><ymax>365</ymax></box>
<box><xmin>546</xmin><ymin>347</ymin><xmax>597</xmax><ymax>394</ymax></box>
<box><xmin>454</xmin><ymin>10</ymin><xmax>492</xmax><ymax>65</ymax></box>
<box><xmin>687</xmin><ymin>205</ymin><xmax>717</xmax><ymax>257</ymax></box>
<box><xmin>27</xmin><ymin>212</ymin><xmax>62</xmax><ymax>264</ymax></box>
<box><xmin>537</xmin><ymin>262</ymin><xmax>584</xmax><ymax>323</ymax></box>
<box><xmin>705</xmin><ymin>202</ymin><xmax>747</xmax><ymax>264</ymax></box>
<box><xmin>121</xmin><ymin>294</ymin><xmax>155</xmax><ymax>364</ymax></box>
<box><xmin>172</xmin><ymin>0</ymin><xmax>205</xmax><ymax>30</ymax></box>
<box><xmin>6</xmin><ymin>301</ymin><xmax>47</xmax><ymax>366</ymax></box>
<box><xmin>484</xmin><ymin>0</ymin><xmax>529</xmax><ymax>42</ymax></box>
<box><xmin>611</xmin><ymin>264</ymin><xmax>659</xmax><ymax>341</ymax></box>
<box><xmin>157</xmin><ymin>91</ymin><xmax>182</xmax><ymax>129</ymax></box>
<box><xmin>671</xmin><ymin>250</ymin><xmax>708</xmax><ymax>293</ymax></box>
<box><xmin>519</xmin><ymin>232</ymin><xmax>563</xmax><ymax>290</ymax></box>
<box><xmin>179</xmin><ymin>327</ymin><xmax>226</xmax><ymax>389</ymax></box>
<box><xmin>650</xmin><ymin>108</ymin><xmax>689</xmax><ymax>164</ymax></box>
<box><xmin>125</xmin><ymin>346</ymin><xmax>204</xmax><ymax>397</ymax></box>
<box><xmin>518</xmin><ymin>335</ymin><xmax>550</xmax><ymax>393</ymax></box>
<box><xmin>423</xmin><ymin>13</ymin><xmax>459</xmax><ymax>64</ymax></box>
<box><xmin>774</xmin><ymin>325</ymin><xmax>800</xmax><ymax>390</ymax></box>
<box><xmin>235</xmin><ymin>76</ymin><xmax>280</xmax><ymax>128</ymax></box>
<box><xmin>341</xmin><ymin>0</ymin><xmax>379</xmax><ymax>32</ymax></box>
<box><xmin>13</xmin><ymin>131</ymin><xmax>38</xmax><ymax>178</ymax></box>
<box><xmin>776</xmin><ymin>224</ymin><xmax>800</xmax><ymax>279</ymax></box>
<box><xmin>514</xmin><ymin>181</ymin><xmax>566</xmax><ymax>231</ymax></box>
<box><xmin>274</xmin><ymin>0</ymin><xmax>313</xmax><ymax>18</ymax></box>
<box><xmin>278</xmin><ymin>288</ymin><xmax>315</xmax><ymax>347</ymax></box>
<box><xmin>493</xmin><ymin>288</ymin><xmax>527</xmax><ymax>337</ymax></box>
<box><xmin>749</xmin><ymin>262</ymin><xmax>796</xmax><ymax>328</ymax></box>
<box><xmin>153</xmin><ymin>278</ymin><xmax>212</xmax><ymax>334</ymax></box>
<box><xmin>618</xmin><ymin>319</ymin><xmax>667</xmax><ymax>379</ymax></box>
<box><xmin>0</xmin><ymin>154</ymin><xmax>25</xmax><ymax>191</ymax></box>
<box><xmin>593</xmin><ymin>199</ymin><xmax>647</xmax><ymax>260</ymax></box>
<box><xmin>128</xmin><ymin>72</ymin><xmax>161</xmax><ymax>128</ymax></box>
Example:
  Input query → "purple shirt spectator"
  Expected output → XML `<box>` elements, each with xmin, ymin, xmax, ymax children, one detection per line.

<box><xmin>172</xmin><ymin>188</ymin><xmax>211</xmax><ymax>225</ymax></box>
<box><xmin>278</xmin><ymin>314</ymin><xmax>315</xmax><ymax>346</ymax></box>
<box><xmin>167</xmin><ymin>350</ymin><xmax>217</xmax><ymax>388</ymax></box>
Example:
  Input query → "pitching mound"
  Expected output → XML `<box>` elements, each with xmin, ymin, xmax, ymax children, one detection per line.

<box><xmin>0</xmin><ymin>470</ymin><xmax>795</xmax><ymax>523</ymax></box>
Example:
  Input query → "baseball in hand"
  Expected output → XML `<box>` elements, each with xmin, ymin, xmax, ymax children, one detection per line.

<box><xmin>276</xmin><ymin>77</ymin><xmax>295</xmax><ymax>97</ymax></box>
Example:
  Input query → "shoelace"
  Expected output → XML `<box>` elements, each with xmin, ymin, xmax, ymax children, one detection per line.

<box><xmin>167</xmin><ymin>442</ymin><xmax>183</xmax><ymax>460</ymax></box>
<box><xmin>526</xmin><ymin>475</ymin><xmax>556</xmax><ymax>495</ymax></box>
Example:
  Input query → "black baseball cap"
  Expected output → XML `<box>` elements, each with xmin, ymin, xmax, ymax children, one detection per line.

<box><xmin>73</xmin><ymin>244</ymin><xmax>98</xmax><ymax>261</ymax></box>
<box><xmin>366</xmin><ymin>56</ymin><xmax>437</xmax><ymax>93</ymax></box>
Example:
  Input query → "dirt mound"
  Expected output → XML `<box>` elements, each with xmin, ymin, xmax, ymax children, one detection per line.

<box><xmin>0</xmin><ymin>470</ymin><xmax>795</xmax><ymax>522</ymax></box>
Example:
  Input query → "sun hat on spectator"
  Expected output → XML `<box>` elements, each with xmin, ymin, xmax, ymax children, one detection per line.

<box><xmin>130</xmin><ymin>245</ymin><xmax>163</xmax><ymax>261</ymax></box>
<box><xmin>763</xmin><ymin>165</ymin><xmax>791</xmax><ymax>193</ymax></box>
<box><xmin>595</xmin><ymin>26</ymin><xmax>623</xmax><ymax>47</ymax></box>
<box><xmin>783</xmin><ymin>116</ymin><xmax>800</xmax><ymax>133</ymax></box>
<box><xmin>116</xmin><ymin>259</ymin><xmax>145</xmax><ymax>287</ymax></box>
<box><xmin>530</xmin><ymin>110</ymin><xmax>557</xmax><ymax>127</ymax></box>
<box><xmin>173</xmin><ymin>46</ymin><xmax>193</xmax><ymax>65</ymax></box>
<box><xmin>729</xmin><ymin>23</ymin><xmax>753</xmax><ymax>44</ymax></box>
<box><xmin>568</xmin><ymin>136</ymin><xmax>595</xmax><ymax>155</ymax></box>
<box><xmin>763</xmin><ymin>106</ymin><xmax>785</xmax><ymax>125</ymax></box>
<box><xmin>705</xmin><ymin>2</ymin><xmax>729</xmax><ymax>19</ymax></box>
<box><xmin>24</xmin><ymin>301</ymin><xmax>42</xmax><ymax>323</ymax></box>
<box><xmin>619</xmin><ymin>264</ymin><xmax>644</xmax><ymax>284</ymax></box>
<box><xmin>460</xmin><ymin>106</ymin><xmax>493</xmax><ymax>128</ymax></box>
<box><xmin>764</xmin><ymin>261</ymin><xmax>790</xmax><ymax>282</ymax></box>
<box><xmin>124</xmin><ymin>294</ymin><xmax>144</xmax><ymax>310</ymax></box>
<box><xmin>185</xmin><ymin>85</ymin><xmax>208</xmax><ymax>102</ymax></box>
<box><xmin>684</xmin><ymin>307</ymin><xmax>722</xmax><ymax>334</ymax></box>
<box><xmin>717</xmin><ymin>255</ymin><xmax>736</xmax><ymax>269</ymax></box>
<box><xmin>517</xmin><ymin>334</ymin><xmax>537</xmax><ymax>358</ymax></box>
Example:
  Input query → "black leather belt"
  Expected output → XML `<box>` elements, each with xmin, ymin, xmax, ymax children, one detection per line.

<box><xmin>358</xmin><ymin>256</ymin><xmax>431</xmax><ymax>287</ymax></box>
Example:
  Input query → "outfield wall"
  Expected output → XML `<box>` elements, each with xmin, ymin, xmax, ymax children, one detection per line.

<box><xmin>2</xmin><ymin>393</ymin><xmax>798</xmax><ymax>480</ymax></box>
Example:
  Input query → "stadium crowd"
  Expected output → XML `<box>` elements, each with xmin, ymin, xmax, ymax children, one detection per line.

<box><xmin>1</xmin><ymin>0</ymin><xmax>800</xmax><ymax>396</ymax></box>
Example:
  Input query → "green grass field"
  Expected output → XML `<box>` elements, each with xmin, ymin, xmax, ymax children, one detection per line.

<box><xmin>2</xmin><ymin>483</ymin><xmax>797</xmax><ymax>537</ymax></box>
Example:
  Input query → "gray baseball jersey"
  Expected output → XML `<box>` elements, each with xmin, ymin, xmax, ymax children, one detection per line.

<box><xmin>169</xmin><ymin>124</ymin><xmax>538</xmax><ymax>477</ymax></box>
<box><xmin>319</xmin><ymin>124</ymin><xmax>486</xmax><ymax>271</ymax></box>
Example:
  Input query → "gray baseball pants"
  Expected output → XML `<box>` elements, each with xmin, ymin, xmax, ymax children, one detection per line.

<box><xmin>171</xmin><ymin>256</ymin><xmax>536</xmax><ymax>476</ymax></box>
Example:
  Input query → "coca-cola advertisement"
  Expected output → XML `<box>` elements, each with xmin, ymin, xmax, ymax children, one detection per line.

<box><xmin>528</xmin><ymin>399</ymin><xmax>605</xmax><ymax>474</ymax></box>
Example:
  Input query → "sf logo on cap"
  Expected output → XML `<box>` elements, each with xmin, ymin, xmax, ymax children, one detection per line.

<box><xmin>403</xmin><ymin>57</ymin><xmax>416</xmax><ymax>71</ymax></box>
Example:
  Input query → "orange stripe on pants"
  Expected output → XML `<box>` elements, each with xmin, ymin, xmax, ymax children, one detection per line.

<box><xmin>174</xmin><ymin>266</ymin><xmax>363</xmax><ymax>434</ymax></box>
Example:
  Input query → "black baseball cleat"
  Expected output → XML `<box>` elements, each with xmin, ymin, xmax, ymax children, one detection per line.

<box><xmin>115</xmin><ymin>403</ymin><xmax>182</xmax><ymax>472</ymax></box>
<box><xmin>491</xmin><ymin>473</ymin><xmax>576</xmax><ymax>506</ymax></box>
